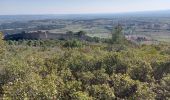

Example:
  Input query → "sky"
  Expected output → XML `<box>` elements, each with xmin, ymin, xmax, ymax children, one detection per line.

<box><xmin>1</xmin><ymin>0</ymin><xmax>170</xmax><ymax>15</ymax></box>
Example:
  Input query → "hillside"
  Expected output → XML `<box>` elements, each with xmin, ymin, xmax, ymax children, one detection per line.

<box><xmin>0</xmin><ymin>32</ymin><xmax>170</xmax><ymax>99</ymax></box>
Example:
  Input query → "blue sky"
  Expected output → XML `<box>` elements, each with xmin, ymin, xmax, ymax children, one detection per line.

<box><xmin>1</xmin><ymin>0</ymin><xmax>170</xmax><ymax>15</ymax></box>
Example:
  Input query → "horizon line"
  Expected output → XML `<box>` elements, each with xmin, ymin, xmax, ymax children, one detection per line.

<box><xmin>0</xmin><ymin>9</ymin><xmax>170</xmax><ymax>16</ymax></box>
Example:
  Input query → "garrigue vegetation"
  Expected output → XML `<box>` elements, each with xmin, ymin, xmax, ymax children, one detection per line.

<box><xmin>0</xmin><ymin>30</ymin><xmax>170</xmax><ymax>99</ymax></box>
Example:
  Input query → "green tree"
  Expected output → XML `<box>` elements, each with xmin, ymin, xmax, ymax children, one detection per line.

<box><xmin>71</xmin><ymin>91</ymin><xmax>93</xmax><ymax>100</ymax></box>
<box><xmin>112</xmin><ymin>25</ymin><xmax>125</xmax><ymax>44</ymax></box>
<box><xmin>63</xmin><ymin>40</ymin><xmax>83</xmax><ymax>48</ymax></box>
<box><xmin>0</xmin><ymin>32</ymin><xmax>5</xmax><ymax>98</ymax></box>
<box><xmin>154</xmin><ymin>74</ymin><xmax>170</xmax><ymax>100</ymax></box>
<box><xmin>88</xmin><ymin>84</ymin><xmax>115</xmax><ymax>100</ymax></box>
<box><xmin>130</xmin><ymin>62</ymin><xmax>153</xmax><ymax>82</ymax></box>
<box><xmin>77</xmin><ymin>31</ymin><xmax>86</xmax><ymax>37</ymax></box>
<box><xmin>66</xmin><ymin>31</ymin><xmax>74</xmax><ymax>35</ymax></box>
<box><xmin>0</xmin><ymin>32</ymin><xmax>5</xmax><ymax>57</ymax></box>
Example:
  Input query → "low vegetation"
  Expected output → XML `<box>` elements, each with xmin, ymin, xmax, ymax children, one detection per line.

<box><xmin>0</xmin><ymin>31</ymin><xmax>170</xmax><ymax>99</ymax></box>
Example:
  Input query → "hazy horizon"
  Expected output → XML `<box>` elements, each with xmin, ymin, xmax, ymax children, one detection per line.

<box><xmin>1</xmin><ymin>0</ymin><xmax>170</xmax><ymax>15</ymax></box>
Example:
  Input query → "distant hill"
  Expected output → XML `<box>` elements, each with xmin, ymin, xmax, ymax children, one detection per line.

<box><xmin>0</xmin><ymin>10</ymin><xmax>170</xmax><ymax>23</ymax></box>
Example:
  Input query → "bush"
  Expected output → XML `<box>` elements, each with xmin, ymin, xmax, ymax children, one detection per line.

<box><xmin>63</xmin><ymin>40</ymin><xmax>83</xmax><ymax>48</ymax></box>
<box><xmin>88</xmin><ymin>84</ymin><xmax>115</xmax><ymax>100</ymax></box>
<box><xmin>0</xmin><ymin>38</ymin><xmax>170</xmax><ymax>99</ymax></box>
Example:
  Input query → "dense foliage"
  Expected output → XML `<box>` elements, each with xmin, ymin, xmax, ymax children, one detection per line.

<box><xmin>0</xmin><ymin>32</ymin><xmax>170</xmax><ymax>99</ymax></box>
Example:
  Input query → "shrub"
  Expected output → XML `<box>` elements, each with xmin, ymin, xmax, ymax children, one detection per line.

<box><xmin>63</xmin><ymin>40</ymin><xmax>83</xmax><ymax>48</ymax></box>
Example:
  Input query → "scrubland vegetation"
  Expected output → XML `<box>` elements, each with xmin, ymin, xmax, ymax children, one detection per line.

<box><xmin>0</xmin><ymin>31</ymin><xmax>170</xmax><ymax>99</ymax></box>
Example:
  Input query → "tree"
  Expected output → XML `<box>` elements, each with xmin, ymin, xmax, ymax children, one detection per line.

<box><xmin>63</xmin><ymin>40</ymin><xmax>83</xmax><ymax>48</ymax></box>
<box><xmin>77</xmin><ymin>31</ymin><xmax>86</xmax><ymax>37</ymax></box>
<box><xmin>112</xmin><ymin>25</ymin><xmax>125</xmax><ymax>44</ymax></box>
<box><xmin>0</xmin><ymin>32</ymin><xmax>5</xmax><ymax>57</ymax></box>
<box><xmin>88</xmin><ymin>84</ymin><xmax>115</xmax><ymax>100</ymax></box>
<box><xmin>66</xmin><ymin>31</ymin><xmax>74</xmax><ymax>35</ymax></box>
<box><xmin>0</xmin><ymin>32</ymin><xmax>5</xmax><ymax>98</ymax></box>
<box><xmin>71</xmin><ymin>91</ymin><xmax>93</xmax><ymax>100</ymax></box>
<box><xmin>0</xmin><ymin>32</ymin><xmax>6</xmax><ymax>75</ymax></box>
<box><xmin>130</xmin><ymin>62</ymin><xmax>153</xmax><ymax>82</ymax></box>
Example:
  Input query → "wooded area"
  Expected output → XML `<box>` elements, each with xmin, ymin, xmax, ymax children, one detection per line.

<box><xmin>0</xmin><ymin>31</ymin><xmax>170</xmax><ymax>99</ymax></box>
